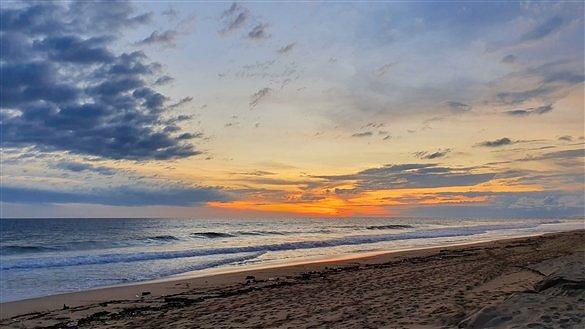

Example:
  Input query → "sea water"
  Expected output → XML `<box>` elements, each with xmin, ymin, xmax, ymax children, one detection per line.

<box><xmin>0</xmin><ymin>217</ymin><xmax>582</xmax><ymax>302</ymax></box>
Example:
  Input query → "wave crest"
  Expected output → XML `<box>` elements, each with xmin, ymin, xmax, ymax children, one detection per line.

<box><xmin>190</xmin><ymin>232</ymin><xmax>235</xmax><ymax>239</ymax></box>
<box><xmin>1</xmin><ymin>222</ymin><xmax>546</xmax><ymax>271</ymax></box>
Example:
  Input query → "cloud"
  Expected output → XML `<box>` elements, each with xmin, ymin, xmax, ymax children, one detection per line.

<box><xmin>219</xmin><ymin>3</ymin><xmax>250</xmax><ymax>35</ymax></box>
<box><xmin>223</xmin><ymin>60</ymin><xmax>299</xmax><ymax>85</ymax></box>
<box><xmin>316</xmin><ymin>163</ymin><xmax>495</xmax><ymax>191</ymax></box>
<box><xmin>221</xmin><ymin>2</ymin><xmax>243</xmax><ymax>18</ymax></box>
<box><xmin>501</xmin><ymin>54</ymin><xmax>517</xmax><ymax>64</ymax></box>
<box><xmin>558</xmin><ymin>135</ymin><xmax>573</xmax><ymax>142</ymax></box>
<box><xmin>235</xmin><ymin>170</ymin><xmax>276</xmax><ymax>176</ymax></box>
<box><xmin>351</xmin><ymin>132</ymin><xmax>373</xmax><ymax>138</ymax></box>
<box><xmin>154</xmin><ymin>75</ymin><xmax>174</xmax><ymax>86</ymax></box>
<box><xmin>372</xmin><ymin>63</ymin><xmax>393</xmax><ymax>78</ymax></box>
<box><xmin>496</xmin><ymin>86</ymin><xmax>554</xmax><ymax>105</ymax></box>
<box><xmin>522</xmin><ymin>148</ymin><xmax>585</xmax><ymax>161</ymax></box>
<box><xmin>54</xmin><ymin>161</ymin><xmax>116</xmax><ymax>176</ymax></box>
<box><xmin>403</xmin><ymin>190</ymin><xmax>584</xmax><ymax>218</ymax></box>
<box><xmin>247</xmin><ymin>24</ymin><xmax>270</xmax><ymax>40</ymax></box>
<box><xmin>519</xmin><ymin>16</ymin><xmax>564</xmax><ymax>44</ymax></box>
<box><xmin>162</xmin><ymin>7</ymin><xmax>178</xmax><ymax>21</ymax></box>
<box><xmin>0</xmin><ymin>2</ymin><xmax>199</xmax><ymax>160</ymax></box>
<box><xmin>2</xmin><ymin>185</ymin><xmax>230</xmax><ymax>207</ymax></box>
<box><xmin>68</xmin><ymin>2</ymin><xmax>153</xmax><ymax>33</ymax></box>
<box><xmin>414</xmin><ymin>149</ymin><xmax>451</xmax><ymax>160</ymax></box>
<box><xmin>506</xmin><ymin>191</ymin><xmax>583</xmax><ymax>211</ymax></box>
<box><xmin>241</xmin><ymin>176</ymin><xmax>314</xmax><ymax>187</ymax></box>
<box><xmin>527</xmin><ymin>59</ymin><xmax>585</xmax><ymax>85</ymax></box>
<box><xmin>249</xmin><ymin>87</ymin><xmax>272</xmax><ymax>108</ymax></box>
<box><xmin>476</xmin><ymin>138</ymin><xmax>514</xmax><ymax>147</ymax></box>
<box><xmin>33</xmin><ymin>35</ymin><xmax>115</xmax><ymax>63</ymax></box>
<box><xmin>242</xmin><ymin>170</ymin><xmax>276</xmax><ymax>176</ymax></box>
<box><xmin>169</xmin><ymin>96</ymin><xmax>194</xmax><ymax>109</ymax></box>
<box><xmin>445</xmin><ymin>101</ymin><xmax>472</xmax><ymax>113</ymax></box>
<box><xmin>176</xmin><ymin>13</ymin><xmax>197</xmax><ymax>31</ymax></box>
<box><xmin>495</xmin><ymin>60</ymin><xmax>584</xmax><ymax>105</ymax></box>
<box><xmin>177</xmin><ymin>132</ymin><xmax>203</xmax><ymax>140</ymax></box>
<box><xmin>277</xmin><ymin>43</ymin><xmax>296</xmax><ymax>54</ymax></box>
<box><xmin>504</xmin><ymin>104</ymin><xmax>553</xmax><ymax>116</ymax></box>
<box><xmin>135</xmin><ymin>30</ymin><xmax>179</xmax><ymax>47</ymax></box>
<box><xmin>0</xmin><ymin>2</ymin><xmax>152</xmax><ymax>36</ymax></box>
<box><xmin>364</xmin><ymin>122</ymin><xmax>385</xmax><ymax>129</ymax></box>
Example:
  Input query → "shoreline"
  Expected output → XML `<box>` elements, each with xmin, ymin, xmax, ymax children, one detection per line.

<box><xmin>0</xmin><ymin>231</ymin><xmax>551</xmax><ymax>315</ymax></box>
<box><xmin>1</xmin><ymin>220</ymin><xmax>579</xmax><ymax>306</ymax></box>
<box><xmin>2</xmin><ymin>229</ymin><xmax>583</xmax><ymax>324</ymax></box>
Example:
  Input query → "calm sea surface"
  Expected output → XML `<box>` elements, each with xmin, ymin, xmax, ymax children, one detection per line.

<box><xmin>1</xmin><ymin>217</ymin><xmax>582</xmax><ymax>302</ymax></box>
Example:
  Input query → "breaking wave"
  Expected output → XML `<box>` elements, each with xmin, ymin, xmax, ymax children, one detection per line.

<box><xmin>1</xmin><ymin>222</ymin><xmax>546</xmax><ymax>271</ymax></box>
<box><xmin>190</xmin><ymin>232</ymin><xmax>236</xmax><ymax>239</ymax></box>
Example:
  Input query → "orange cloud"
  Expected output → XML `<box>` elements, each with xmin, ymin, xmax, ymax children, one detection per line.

<box><xmin>208</xmin><ymin>177</ymin><xmax>544</xmax><ymax>217</ymax></box>
<box><xmin>209</xmin><ymin>196</ymin><xmax>387</xmax><ymax>217</ymax></box>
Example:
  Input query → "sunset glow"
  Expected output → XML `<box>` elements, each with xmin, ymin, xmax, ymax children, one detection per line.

<box><xmin>209</xmin><ymin>177</ymin><xmax>544</xmax><ymax>216</ymax></box>
<box><xmin>2</xmin><ymin>1</ymin><xmax>583</xmax><ymax>219</ymax></box>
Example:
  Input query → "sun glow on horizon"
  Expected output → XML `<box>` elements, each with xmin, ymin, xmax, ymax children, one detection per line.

<box><xmin>208</xmin><ymin>178</ymin><xmax>545</xmax><ymax>217</ymax></box>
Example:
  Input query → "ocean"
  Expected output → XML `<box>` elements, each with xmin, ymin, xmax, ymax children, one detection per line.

<box><xmin>0</xmin><ymin>217</ymin><xmax>582</xmax><ymax>302</ymax></box>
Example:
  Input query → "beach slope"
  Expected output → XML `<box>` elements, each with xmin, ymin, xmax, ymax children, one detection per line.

<box><xmin>1</xmin><ymin>230</ymin><xmax>583</xmax><ymax>328</ymax></box>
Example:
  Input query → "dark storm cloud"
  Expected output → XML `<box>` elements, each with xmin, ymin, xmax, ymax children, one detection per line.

<box><xmin>504</xmin><ymin>104</ymin><xmax>553</xmax><ymax>116</ymax></box>
<box><xmin>414</xmin><ymin>149</ymin><xmax>451</xmax><ymax>160</ymax></box>
<box><xmin>54</xmin><ymin>161</ymin><xmax>116</xmax><ymax>176</ymax></box>
<box><xmin>2</xmin><ymin>185</ymin><xmax>230</xmax><ymax>207</ymax></box>
<box><xmin>135</xmin><ymin>30</ymin><xmax>179</xmax><ymax>47</ymax></box>
<box><xmin>0</xmin><ymin>2</ymin><xmax>199</xmax><ymax>160</ymax></box>
<box><xmin>476</xmin><ymin>138</ymin><xmax>514</xmax><ymax>147</ymax></box>
<box><xmin>315</xmin><ymin>163</ymin><xmax>494</xmax><ymax>190</ymax></box>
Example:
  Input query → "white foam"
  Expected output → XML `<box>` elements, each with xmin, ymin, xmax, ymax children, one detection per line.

<box><xmin>0</xmin><ymin>222</ymin><xmax>550</xmax><ymax>271</ymax></box>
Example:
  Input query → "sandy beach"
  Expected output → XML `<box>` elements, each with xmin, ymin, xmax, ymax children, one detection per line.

<box><xmin>1</xmin><ymin>230</ymin><xmax>583</xmax><ymax>329</ymax></box>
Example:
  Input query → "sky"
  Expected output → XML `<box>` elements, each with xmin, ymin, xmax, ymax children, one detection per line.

<box><xmin>1</xmin><ymin>1</ymin><xmax>584</xmax><ymax>219</ymax></box>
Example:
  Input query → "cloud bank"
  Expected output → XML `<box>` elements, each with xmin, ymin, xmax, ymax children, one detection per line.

<box><xmin>1</xmin><ymin>2</ymin><xmax>199</xmax><ymax>160</ymax></box>
<box><xmin>2</xmin><ymin>185</ymin><xmax>230</xmax><ymax>207</ymax></box>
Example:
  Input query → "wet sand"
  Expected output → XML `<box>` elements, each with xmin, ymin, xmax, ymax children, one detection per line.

<box><xmin>1</xmin><ymin>230</ymin><xmax>583</xmax><ymax>328</ymax></box>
